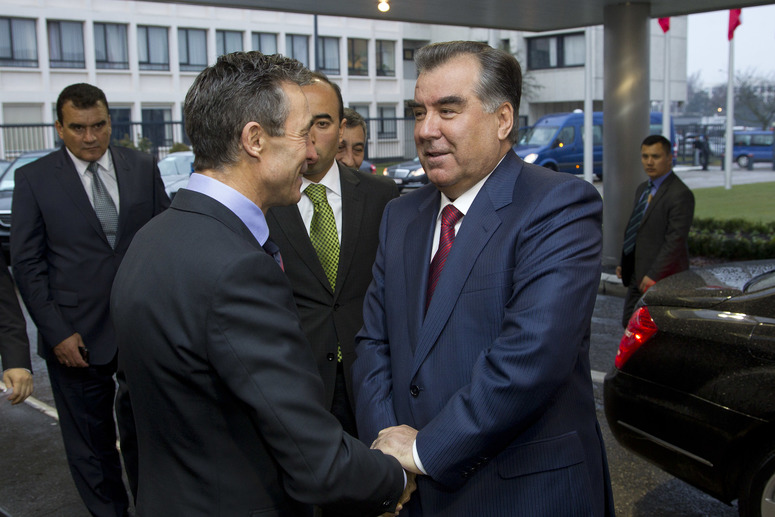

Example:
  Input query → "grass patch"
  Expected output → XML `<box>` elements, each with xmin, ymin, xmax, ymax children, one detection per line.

<box><xmin>692</xmin><ymin>182</ymin><xmax>775</xmax><ymax>223</ymax></box>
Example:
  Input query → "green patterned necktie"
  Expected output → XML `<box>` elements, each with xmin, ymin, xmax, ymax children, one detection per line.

<box><xmin>305</xmin><ymin>183</ymin><xmax>340</xmax><ymax>290</ymax></box>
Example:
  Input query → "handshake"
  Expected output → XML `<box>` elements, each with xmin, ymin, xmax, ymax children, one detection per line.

<box><xmin>371</xmin><ymin>425</ymin><xmax>421</xmax><ymax>516</ymax></box>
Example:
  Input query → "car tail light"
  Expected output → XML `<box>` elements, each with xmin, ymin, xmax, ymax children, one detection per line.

<box><xmin>615</xmin><ymin>306</ymin><xmax>658</xmax><ymax>369</ymax></box>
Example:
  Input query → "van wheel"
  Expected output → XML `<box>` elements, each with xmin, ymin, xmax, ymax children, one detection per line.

<box><xmin>738</xmin><ymin>442</ymin><xmax>775</xmax><ymax>517</ymax></box>
<box><xmin>737</xmin><ymin>155</ymin><xmax>751</xmax><ymax>168</ymax></box>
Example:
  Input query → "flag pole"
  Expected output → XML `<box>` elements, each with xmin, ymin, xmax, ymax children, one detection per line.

<box><xmin>724</xmin><ymin>37</ymin><xmax>734</xmax><ymax>189</ymax></box>
<box><xmin>662</xmin><ymin>27</ymin><xmax>671</xmax><ymax>143</ymax></box>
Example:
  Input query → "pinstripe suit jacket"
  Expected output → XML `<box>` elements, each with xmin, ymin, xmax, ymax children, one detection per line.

<box><xmin>353</xmin><ymin>151</ymin><xmax>615</xmax><ymax>516</ymax></box>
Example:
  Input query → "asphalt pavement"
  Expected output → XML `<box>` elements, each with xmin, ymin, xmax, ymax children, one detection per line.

<box><xmin>0</xmin><ymin>161</ymin><xmax>771</xmax><ymax>516</ymax></box>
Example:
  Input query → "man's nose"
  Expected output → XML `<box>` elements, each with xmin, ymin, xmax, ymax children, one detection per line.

<box><xmin>306</xmin><ymin>136</ymin><xmax>318</xmax><ymax>161</ymax></box>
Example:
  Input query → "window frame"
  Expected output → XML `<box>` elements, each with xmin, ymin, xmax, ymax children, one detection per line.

<box><xmin>94</xmin><ymin>22</ymin><xmax>129</xmax><ymax>70</ymax></box>
<box><xmin>527</xmin><ymin>32</ymin><xmax>585</xmax><ymax>70</ymax></box>
<box><xmin>48</xmin><ymin>19</ymin><xmax>85</xmax><ymax>69</ymax></box>
<box><xmin>347</xmin><ymin>38</ymin><xmax>369</xmax><ymax>77</ymax></box>
<box><xmin>138</xmin><ymin>25</ymin><xmax>170</xmax><ymax>71</ymax></box>
<box><xmin>178</xmin><ymin>27</ymin><xmax>207</xmax><ymax>72</ymax></box>
<box><xmin>0</xmin><ymin>17</ymin><xmax>38</xmax><ymax>67</ymax></box>
<box><xmin>375</xmin><ymin>39</ymin><xmax>395</xmax><ymax>77</ymax></box>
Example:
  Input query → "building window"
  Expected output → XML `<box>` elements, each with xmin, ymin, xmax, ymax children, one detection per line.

<box><xmin>48</xmin><ymin>20</ymin><xmax>84</xmax><ymax>68</ymax></box>
<box><xmin>376</xmin><ymin>40</ymin><xmax>395</xmax><ymax>77</ymax></box>
<box><xmin>377</xmin><ymin>105</ymin><xmax>396</xmax><ymax>139</ymax></box>
<box><xmin>350</xmin><ymin>104</ymin><xmax>370</xmax><ymax>119</ymax></box>
<box><xmin>527</xmin><ymin>32</ymin><xmax>585</xmax><ymax>70</ymax></box>
<box><xmin>138</xmin><ymin>25</ymin><xmax>169</xmax><ymax>71</ymax></box>
<box><xmin>0</xmin><ymin>17</ymin><xmax>38</xmax><ymax>67</ymax></box>
<box><xmin>216</xmin><ymin>30</ymin><xmax>242</xmax><ymax>56</ymax></box>
<box><xmin>109</xmin><ymin>107</ymin><xmax>132</xmax><ymax>145</ymax></box>
<box><xmin>316</xmin><ymin>36</ymin><xmax>339</xmax><ymax>75</ymax></box>
<box><xmin>178</xmin><ymin>28</ymin><xmax>207</xmax><ymax>72</ymax></box>
<box><xmin>252</xmin><ymin>32</ymin><xmax>277</xmax><ymax>54</ymax></box>
<box><xmin>142</xmin><ymin>108</ymin><xmax>173</xmax><ymax>149</ymax></box>
<box><xmin>285</xmin><ymin>34</ymin><xmax>308</xmax><ymax>67</ymax></box>
<box><xmin>94</xmin><ymin>23</ymin><xmax>128</xmax><ymax>70</ymax></box>
<box><xmin>348</xmin><ymin>38</ymin><xmax>368</xmax><ymax>76</ymax></box>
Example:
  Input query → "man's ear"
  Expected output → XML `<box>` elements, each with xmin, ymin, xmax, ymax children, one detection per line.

<box><xmin>496</xmin><ymin>102</ymin><xmax>515</xmax><ymax>142</ymax></box>
<box><xmin>242</xmin><ymin>121</ymin><xmax>264</xmax><ymax>159</ymax></box>
<box><xmin>337</xmin><ymin>117</ymin><xmax>346</xmax><ymax>144</ymax></box>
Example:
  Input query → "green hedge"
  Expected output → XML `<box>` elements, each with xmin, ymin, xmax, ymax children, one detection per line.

<box><xmin>689</xmin><ymin>218</ymin><xmax>775</xmax><ymax>260</ymax></box>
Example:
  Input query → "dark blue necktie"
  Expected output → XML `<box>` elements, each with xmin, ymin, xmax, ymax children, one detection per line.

<box><xmin>622</xmin><ymin>180</ymin><xmax>653</xmax><ymax>255</ymax></box>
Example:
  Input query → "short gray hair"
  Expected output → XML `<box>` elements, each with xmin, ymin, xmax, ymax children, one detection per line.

<box><xmin>415</xmin><ymin>41</ymin><xmax>522</xmax><ymax>144</ymax></box>
<box><xmin>184</xmin><ymin>51</ymin><xmax>312</xmax><ymax>171</ymax></box>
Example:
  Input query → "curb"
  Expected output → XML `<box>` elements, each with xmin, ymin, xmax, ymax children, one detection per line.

<box><xmin>599</xmin><ymin>272</ymin><xmax>626</xmax><ymax>297</ymax></box>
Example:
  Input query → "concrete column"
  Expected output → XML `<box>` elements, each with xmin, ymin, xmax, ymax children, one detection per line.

<box><xmin>602</xmin><ymin>3</ymin><xmax>650</xmax><ymax>267</ymax></box>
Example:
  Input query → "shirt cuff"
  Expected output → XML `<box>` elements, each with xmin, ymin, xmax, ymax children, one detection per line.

<box><xmin>412</xmin><ymin>438</ymin><xmax>428</xmax><ymax>475</ymax></box>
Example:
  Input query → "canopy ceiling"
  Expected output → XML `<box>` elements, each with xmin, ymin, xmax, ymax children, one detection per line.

<box><xmin>154</xmin><ymin>0</ymin><xmax>770</xmax><ymax>32</ymax></box>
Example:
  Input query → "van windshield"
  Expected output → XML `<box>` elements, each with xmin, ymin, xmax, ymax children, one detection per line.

<box><xmin>521</xmin><ymin>126</ymin><xmax>559</xmax><ymax>146</ymax></box>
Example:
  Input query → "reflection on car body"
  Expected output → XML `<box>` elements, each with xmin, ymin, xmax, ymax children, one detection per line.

<box><xmin>604</xmin><ymin>261</ymin><xmax>775</xmax><ymax>517</ymax></box>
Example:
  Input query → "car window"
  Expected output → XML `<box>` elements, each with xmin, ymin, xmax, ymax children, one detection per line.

<box><xmin>744</xmin><ymin>270</ymin><xmax>775</xmax><ymax>293</ymax></box>
<box><xmin>0</xmin><ymin>155</ymin><xmax>45</xmax><ymax>191</ymax></box>
<box><xmin>523</xmin><ymin>126</ymin><xmax>558</xmax><ymax>146</ymax></box>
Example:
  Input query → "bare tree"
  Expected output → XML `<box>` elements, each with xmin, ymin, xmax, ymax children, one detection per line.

<box><xmin>734</xmin><ymin>69</ymin><xmax>775</xmax><ymax>129</ymax></box>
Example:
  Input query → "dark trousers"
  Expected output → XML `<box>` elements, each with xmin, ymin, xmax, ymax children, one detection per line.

<box><xmin>46</xmin><ymin>355</ymin><xmax>129</xmax><ymax>517</ymax></box>
<box><xmin>622</xmin><ymin>281</ymin><xmax>642</xmax><ymax>328</ymax></box>
<box><xmin>331</xmin><ymin>361</ymin><xmax>357</xmax><ymax>438</ymax></box>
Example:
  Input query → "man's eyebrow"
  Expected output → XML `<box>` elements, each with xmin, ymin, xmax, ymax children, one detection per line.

<box><xmin>436</xmin><ymin>96</ymin><xmax>465</xmax><ymax>106</ymax></box>
<box><xmin>312</xmin><ymin>113</ymin><xmax>334</xmax><ymax>122</ymax></box>
<box><xmin>407</xmin><ymin>100</ymin><xmax>421</xmax><ymax>109</ymax></box>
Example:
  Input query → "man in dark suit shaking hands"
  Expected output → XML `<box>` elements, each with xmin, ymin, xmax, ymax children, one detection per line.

<box><xmin>11</xmin><ymin>83</ymin><xmax>170</xmax><ymax>516</ymax></box>
<box><xmin>110</xmin><ymin>52</ymin><xmax>407</xmax><ymax>516</ymax></box>
<box><xmin>616</xmin><ymin>134</ymin><xmax>695</xmax><ymax>327</ymax></box>
<box><xmin>266</xmin><ymin>72</ymin><xmax>398</xmax><ymax>439</ymax></box>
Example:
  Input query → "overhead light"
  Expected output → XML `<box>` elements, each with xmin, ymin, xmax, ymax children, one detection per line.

<box><xmin>378</xmin><ymin>0</ymin><xmax>390</xmax><ymax>12</ymax></box>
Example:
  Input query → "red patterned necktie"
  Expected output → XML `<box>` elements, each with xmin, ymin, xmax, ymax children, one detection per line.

<box><xmin>426</xmin><ymin>204</ymin><xmax>463</xmax><ymax>311</ymax></box>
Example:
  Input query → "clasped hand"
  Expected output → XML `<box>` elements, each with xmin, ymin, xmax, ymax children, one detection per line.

<box><xmin>372</xmin><ymin>424</ymin><xmax>421</xmax><ymax>516</ymax></box>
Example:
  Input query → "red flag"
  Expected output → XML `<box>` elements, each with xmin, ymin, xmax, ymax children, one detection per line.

<box><xmin>658</xmin><ymin>18</ymin><xmax>670</xmax><ymax>33</ymax></box>
<box><xmin>728</xmin><ymin>9</ymin><xmax>742</xmax><ymax>40</ymax></box>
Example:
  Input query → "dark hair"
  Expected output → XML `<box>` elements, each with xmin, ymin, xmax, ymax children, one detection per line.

<box><xmin>641</xmin><ymin>134</ymin><xmax>672</xmax><ymax>155</ymax></box>
<box><xmin>415</xmin><ymin>41</ymin><xmax>522</xmax><ymax>144</ymax></box>
<box><xmin>309</xmin><ymin>71</ymin><xmax>344</xmax><ymax>124</ymax></box>
<box><xmin>343</xmin><ymin>107</ymin><xmax>367</xmax><ymax>138</ymax></box>
<box><xmin>56</xmin><ymin>83</ymin><xmax>110</xmax><ymax>122</ymax></box>
<box><xmin>184</xmin><ymin>51</ymin><xmax>312</xmax><ymax>171</ymax></box>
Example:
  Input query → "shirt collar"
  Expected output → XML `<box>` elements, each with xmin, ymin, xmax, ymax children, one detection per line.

<box><xmin>185</xmin><ymin>173</ymin><xmax>270</xmax><ymax>246</ymax></box>
<box><xmin>437</xmin><ymin>154</ymin><xmax>505</xmax><ymax>217</ymax></box>
<box><xmin>65</xmin><ymin>147</ymin><xmax>111</xmax><ymax>177</ymax></box>
<box><xmin>651</xmin><ymin>170</ymin><xmax>672</xmax><ymax>190</ymax></box>
<box><xmin>301</xmin><ymin>160</ymin><xmax>341</xmax><ymax>198</ymax></box>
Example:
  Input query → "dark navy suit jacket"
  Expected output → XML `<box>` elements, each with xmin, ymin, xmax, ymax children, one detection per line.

<box><xmin>11</xmin><ymin>145</ymin><xmax>169</xmax><ymax>364</ymax></box>
<box><xmin>353</xmin><ymin>150</ymin><xmax>615</xmax><ymax>516</ymax></box>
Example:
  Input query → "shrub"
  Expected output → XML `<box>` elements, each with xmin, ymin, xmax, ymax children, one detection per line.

<box><xmin>689</xmin><ymin>218</ymin><xmax>775</xmax><ymax>260</ymax></box>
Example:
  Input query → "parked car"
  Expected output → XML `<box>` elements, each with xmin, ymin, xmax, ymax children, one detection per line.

<box><xmin>0</xmin><ymin>160</ymin><xmax>10</xmax><ymax>176</ymax></box>
<box><xmin>382</xmin><ymin>157</ymin><xmax>427</xmax><ymax>191</ymax></box>
<box><xmin>157</xmin><ymin>150</ymin><xmax>194</xmax><ymax>200</ymax></box>
<box><xmin>733</xmin><ymin>130</ymin><xmax>774</xmax><ymax>168</ymax></box>
<box><xmin>0</xmin><ymin>149</ymin><xmax>58</xmax><ymax>261</ymax></box>
<box><xmin>359</xmin><ymin>159</ymin><xmax>377</xmax><ymax>174</ymax></box>
<box><xmin>514</xmin><ymin>111</ymin><xmax>676</xmax><ymax>178</ymax></box>
<box><xmin>604</xmin><ymin>261</ymin><xmax>775</xmax><ymax>517</ymax></box>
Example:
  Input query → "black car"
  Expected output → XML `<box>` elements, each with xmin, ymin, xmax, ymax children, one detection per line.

<box><xmin>604</xmin><ymin>261</ymin><xmax>775</xmax><ymax>517</ymax></box>
<box><xmin>0</xmin><ymin>149</ymin><xmax>57</xmax><ymax>261</ymax></box>
<box><xmin>382</xmin><ymin>157</ymin><xmax>427</xmax><ymax>191</ymax></box>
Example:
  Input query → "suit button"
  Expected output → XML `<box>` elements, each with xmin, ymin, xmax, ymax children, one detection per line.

<box><xmin>326</xmin><ymin>353</ymin><xmax>335</xmax><ymax>361</ymax></box>
<box><xmin>333</xmin><ymin>303</ymin><xmax>340</xmax><ymax>311</ymax></box>
<box><xmin>410</xmin><ymin>385</ymin><xmax>420</xmax><ymax>397</ymax></box>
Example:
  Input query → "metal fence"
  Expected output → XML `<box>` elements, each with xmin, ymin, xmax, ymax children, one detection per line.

<box><xmin>1</xmin><ymin>118</ymin><xmax>417</xmax><ymax>163</ymax></box>
<box><xmin>674</xmin><ymin>123</ymin><xmax>726</xmax><ymax>164</ymax></box>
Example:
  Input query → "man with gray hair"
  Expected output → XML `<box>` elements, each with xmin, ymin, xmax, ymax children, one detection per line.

<box><xmin>111</xmin><ymin>52</ymin><xmax>407</xmax><ymax>516</ymax></box>
<box><xmin>354</xmin><ymin>41</ymin><xmax>614</xmax><ymax>516</ymax></box>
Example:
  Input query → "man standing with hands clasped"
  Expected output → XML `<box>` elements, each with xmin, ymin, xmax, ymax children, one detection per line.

<box><xmin>354</xmin><ymin>41</ymin><xmax>614</xmax><ymax>516</ymax></box>
<box><xmin>616</xmin><ymin>134</ymin><xmax>695</xmax><ymax>328</ymax></box>
<box><xmin>11</xmin><ymin>83</ymin><xmax>169</xmax><ymax>516</ymax></box>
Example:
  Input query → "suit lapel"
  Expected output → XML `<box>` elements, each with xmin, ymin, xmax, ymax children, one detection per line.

<box><xmin>53</xmin><ymin>147</ymin><xmax>108</xmax><ymax>243</ymax></box>
<box><xmin>269</xmin><ymin>204</ymin><xmax>332</xmax><ymax>292</ymax></box>
<box><xmin>173</xmin><ymin>189</ymin><xmax>263</xmax><ymax>250</ymax></box>
<box><xmin>111</xmin><ymin>146</ymin><xmax>132</xmax><ymax>246</ymax></box>
<box><xmin>641</xmin><ymin>172</ymin><xmax>675</xmax><ymax>225</ymax></box>
<box><xmin>337</xmin><ymin>167</ymin><xmax>363</xmax><ymax>300</ymax></box>
<box><xmin>404</xmin><ymin>189</ymin><xmax>439</xmax><ymax>351</ymax></box>
<box><xmin>411</xmin><ymin>152</ymin><xmax>518</xmax><ymax>376</ymax></box>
